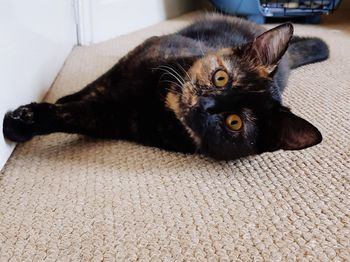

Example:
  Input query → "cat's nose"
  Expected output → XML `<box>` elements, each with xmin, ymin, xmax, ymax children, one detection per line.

<box><xmin>198</xmin><ymin>97</ymin><xmax>216</xmax><ymax>113</ymax></box>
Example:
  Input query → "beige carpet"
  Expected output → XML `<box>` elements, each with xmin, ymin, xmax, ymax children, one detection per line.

<box><xmin>1</xmin><ymin>13</ymin><xmax>350</xmax><ymax>261</ymax></box>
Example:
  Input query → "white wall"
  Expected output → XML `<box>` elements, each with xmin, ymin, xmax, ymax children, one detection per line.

<box><xmin>77</xmin><ymin>0</ymin><xmax>201</xmax><ymax>45</ymax></box>
<box><xmin>0</xmin><ymin>0</ymin><xmax>77</xmax><ymax>170</ymax></box>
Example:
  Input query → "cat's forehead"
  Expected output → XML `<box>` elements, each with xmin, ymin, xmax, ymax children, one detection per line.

<box><xmin>186</xmin><ymin>51</ymin><xmax>273</xmax><ymax>91</ymax></box>
<box><xmin>188</xmin><ymin>53</ymin><xmax>237</xmax><ymax>84</ymax></box>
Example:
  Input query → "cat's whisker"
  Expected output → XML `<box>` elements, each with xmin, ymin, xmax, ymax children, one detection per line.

<box><xmin>175</xmin><ymin>62</ymin><xmax>197</xmax><ymax>92</ymax></box>
<box><xmin>156</xmin><ymin>68</ymin><xmax>184</xmax><ymax>88</ymax></box>
<box><xmin>196</xmin><ymin>32</ymin><xmax>205</xmax><ymax>56</ymax></box>
<box><xmin>159</xmin><ymin>64</ymin><xmax>199</xmax><ymax>96</ymax></box>
<box><xmin>160</xmin><ymin>79</ymin><xmax>184</xmax><ymax>93</ymax></box>
<box><xmin>156</xmin><ymin>68</ymin><xmax>184</xmax><ymax>87</ymax></box>
<box><xmin>160</xmin><ymin>80</ymin><xmax>183</xmax><ymax>93</ymax></box>
<box><xmin>159</xmin><ymin>71</ymin><xmax>172</xmax><ymax>81</ymax></box>
<box><xmin>157</xmin><ymin>65</ymin><xmax>185</xmax><ymax>85</ymax></box>
<box><xmin>175</xmin><ymin>63</ymin><xmax>195</xmax><ymax>86</ymax></box>
<box><xmin>164</xmin><ymin>87</ymin><xmax>183</xmax><ymax>97</ymax></box>
<box><xmin>165</xmin><ymin>88</ymin><xmax>182</xmax><ymax>96</ymax></box>
<box><xmin>176</xmin><ymin>63</ymin><xmax>192</xmax><ymax>82</ymax></box>
<box><xmin>162</xmin><ymin>72</ymin><xmax>185</xmax><ymax>89</ymax></box>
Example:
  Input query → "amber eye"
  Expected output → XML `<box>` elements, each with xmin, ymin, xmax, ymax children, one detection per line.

<box><xmin>225</xmin><ymin>114</ymin><xmax>243</xmax><ymax>131</ymax></box>
<box><xmin>213</xmin><ymin>70</ymin><xmax>229</xmax><ymax>87</ymax></box>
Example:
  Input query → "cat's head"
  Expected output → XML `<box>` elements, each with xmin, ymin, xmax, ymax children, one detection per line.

<box><xmin>165</xmin><ymin>23</ymin><xmax>322</xmax><ymax>160</ymax></box>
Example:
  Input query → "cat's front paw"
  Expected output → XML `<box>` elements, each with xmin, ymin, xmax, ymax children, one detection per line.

<box><xmin>3</xmin><ymin>104</ymin><xmax>37</xmax><ymax>142</ymax></box>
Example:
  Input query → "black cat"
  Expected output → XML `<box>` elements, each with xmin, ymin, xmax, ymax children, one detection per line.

<box><xmin>3</xmin><ymin>14</ymin><xmax>329</xmax><ymax>160</ymax></box>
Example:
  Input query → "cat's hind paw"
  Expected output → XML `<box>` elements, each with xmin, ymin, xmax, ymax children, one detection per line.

<box><xmin>3</xmin><ymin>104</ymin><xmax>36</xmax><ymax>142</ymax></box>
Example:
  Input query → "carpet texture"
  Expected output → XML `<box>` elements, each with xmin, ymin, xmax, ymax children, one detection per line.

<box><xmin>1</xmin><ymin>13</ymin><xmax>349</xmax><ymax>261</ymax></box>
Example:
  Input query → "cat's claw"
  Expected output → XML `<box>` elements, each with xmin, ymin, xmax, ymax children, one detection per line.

<box><xmin>3</xmin><ymin>104</ymin><xmax>36</xmax><ymax>142</ymax></box>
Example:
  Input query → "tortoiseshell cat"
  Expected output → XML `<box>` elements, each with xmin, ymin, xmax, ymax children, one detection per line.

<box><xmin>3</xmin><ymin>14</ymin><xmax>329</xmax><ymax>160</ymax></box>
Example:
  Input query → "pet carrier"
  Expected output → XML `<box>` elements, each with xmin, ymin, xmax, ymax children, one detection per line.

<box><xmin>210</xmin><ymin>0</ymin><xmax>342</xmax><ymax>24</ymax></box>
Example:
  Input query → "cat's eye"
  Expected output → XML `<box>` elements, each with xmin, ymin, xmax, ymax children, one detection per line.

<box><xmin>213</xmin><ymin>70</ymin><xmax>229</xmax><ymax>87</ymax></box>
<box><xmin>225</xmin><ymin>114</ymin><xmax>243</xmax><ymax>131</ymax></box>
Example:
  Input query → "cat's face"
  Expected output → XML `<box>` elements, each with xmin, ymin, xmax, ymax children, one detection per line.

<box><xmin>165</xmin><ymin>23</ymin><xmax>322</xmax><ymax>160</ymax></box>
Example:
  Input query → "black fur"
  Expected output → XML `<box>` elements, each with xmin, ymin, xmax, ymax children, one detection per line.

<box><xmin>3</xmin><ymin>14</ymin><xmax>328</xmax><ymax>160</ymax></box>
<box><xmin>289</xmin><ymin>36</ymin><xmax>329</xmax><ymax>69</ymax></box>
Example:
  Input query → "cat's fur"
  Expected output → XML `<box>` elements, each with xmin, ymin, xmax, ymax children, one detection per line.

<box><xmin>3</xmin><ymin>14</ymin><xmax>329</xmax><ymax>160</ymax></box>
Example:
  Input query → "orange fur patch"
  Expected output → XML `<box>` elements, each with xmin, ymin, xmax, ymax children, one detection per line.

<box><xmin>165</xmin><ymin>92</ymin><xmax>181</xmax><ymax>116</ymax></box>
<box><xmin>217</xmin><ymin>48</ymin><xmax>234</xmax><ymax>56</ymax></box>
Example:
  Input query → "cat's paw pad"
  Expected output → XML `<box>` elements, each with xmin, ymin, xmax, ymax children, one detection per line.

<box><xmin>3</xmin><ymin>104</ymin><xmax>37</xmax><ymax>142</ymax></box>
<box><xmin>10</xmin><ymin>106</ymin><xmax>35</xmax><ymax>124</ymax></box>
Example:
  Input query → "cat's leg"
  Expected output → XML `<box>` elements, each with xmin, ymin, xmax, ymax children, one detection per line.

<box><xmin>56</xmin><ymin>82</ymin><xmax>110</xmax><ymax>104</ymax></box>
<box><xmin>3</xmin><ymin>100</ymin><xmax>119</xmax><ymax>142</ymax></box>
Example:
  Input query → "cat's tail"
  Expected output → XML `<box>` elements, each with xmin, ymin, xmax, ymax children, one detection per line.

<box><xmin>288</xmin><ymin>36</ymin><xmax>329</xmax><ymax>69</ymax></box>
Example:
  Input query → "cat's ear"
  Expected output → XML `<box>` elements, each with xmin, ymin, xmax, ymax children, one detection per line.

<box><xmin>260</xmin><ymin>108</ymin><xmax>322</xmax><ymax>152</ymax></box>
<box><xmin>242</xmin><ymin>23</ymin><xmax>293</xmax><ymax>70</ymax></box>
